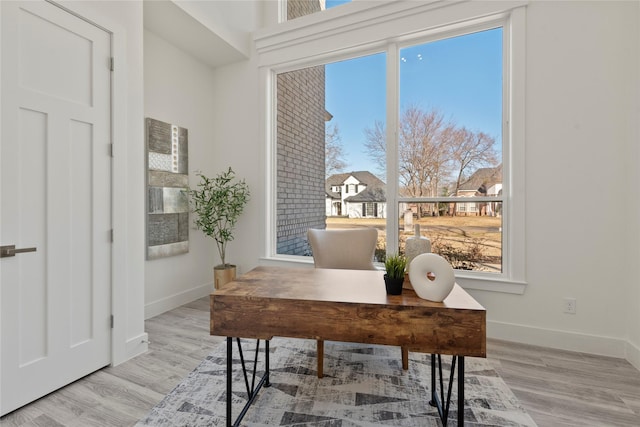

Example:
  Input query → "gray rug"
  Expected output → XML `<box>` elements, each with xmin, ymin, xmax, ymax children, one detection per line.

<box><xmin>136</xmin><ymin>338</ymin><xmax>537</xmax><ymax>426</ymax></box>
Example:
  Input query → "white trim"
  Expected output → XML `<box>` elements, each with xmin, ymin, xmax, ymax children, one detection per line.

<box><xmin>385</xmin><ymin>41</ymin><xmax>399</xmax><ymax>256</ymax></box>
<box><xmin>504</xmin><ymin>5</ymin><xmax>527</xmax><ymax>288</ymax></box>
<box><xmin>144</xmin><ymin>282</ymin><xmax>213</xmax><ymax>320</ymax></box>
<box><xmin>263</xmin><ymin>67</ymin><xmax>278</xmax><ymax>259</ymax></box>
<box><xmin>458</xmin><ymin>276</ymin><xmax>526</xmax><ymax>294</ymax></box>
<box><xmin>256</xmin><ymin>0</ymin><xmax>528</xmax><ymax>66</ymax></box>
<box><xmin>125</xmin><ymin>332</ymin><xmax>149</xmax><ymax>362</ymax></box>
<box><xmin>260</xmin><ymin>255</ymin><xmax>315</xmax><ymax>268</ymax></box>
<box><xmin>488</xmin><ymin>320</ymin><xmax>627</xmax><ymax>359</ymax></box>
<box><xmin>626</xmin><ymin>340</ymin><xmax>640</xmax><ymax>371</ymax></box>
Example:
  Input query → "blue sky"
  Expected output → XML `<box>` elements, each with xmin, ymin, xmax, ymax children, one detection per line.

<box><xmin>324</xmin><ymin>24</ymin><xmax>503</xmax><ymax>175</ymax></box>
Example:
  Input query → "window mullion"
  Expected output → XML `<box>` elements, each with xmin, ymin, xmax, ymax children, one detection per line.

<box><xmin>386</xmin><ymin>42</ymin><xmax>399</xmax><ymax>256</ymax></box>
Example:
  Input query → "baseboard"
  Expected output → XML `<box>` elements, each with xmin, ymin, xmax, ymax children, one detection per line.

<box><xmin>121</xmin><ymin>332</ymin><xmax>149</xmax><ymax>364</ymax></box>
<box><xmin>626</xmin><ymin>340</ymin><xmax>640</xmax><ymax>371</ymax></box>
<box><xmin>144</xmin><ymin>282</ymin><xmax>213</xmax><ymax>320</ymax></box>
<box><xmin>487</xmin><ymin>320</ymin><xmax>627</xmax><ymax>359</ymax></box>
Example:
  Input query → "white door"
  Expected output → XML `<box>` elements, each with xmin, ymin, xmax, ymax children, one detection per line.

<box><xmin>0</xmin><ymin>1</ymin><xmax>112</xmax><ymax>415</ymax></box>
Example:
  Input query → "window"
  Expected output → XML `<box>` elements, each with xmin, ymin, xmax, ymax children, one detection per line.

<box><xmin>275</xmin><ymin>53</ymin><xmax>386</xmax><ymax>259</ymax></box>
<box><xmin>283</xmin><ymin>0</ymin><xmax>352</xmax><ymax>22</ymax></box>
<box><xmin>362</xmin><ymin>27</ymin><xmax>505</xmax><ymax>274</ymax></box>
<box><xmin>261</xmin><ymin>1</ymin><xmax>526</xmax><ymax>292</ymax></box>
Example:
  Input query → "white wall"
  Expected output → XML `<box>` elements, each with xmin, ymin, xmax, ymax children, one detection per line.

<box><xmin>143</xmin><ymin>30</ymin><xmax>219</xmax><ymax>318</ymax></box>
<box><xmin>465</xmin><ymin>0</ymin><xmax>640</xmax><ymax>364</ymax></box>
<box><xmin>141</xmin><ymin>0</ymin><xmax>264</xmax><ymax>318</ymax></box>
<box><xmin>208</xmin><ymin>57</ymin><xmax>263</xmax><ymax>276</ymax></box>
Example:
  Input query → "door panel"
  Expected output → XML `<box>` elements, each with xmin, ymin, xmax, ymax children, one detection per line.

<box><xmin>1</xmin><ymin>1</ymin><xmax>112</xmax><ymax>415</ymax></box>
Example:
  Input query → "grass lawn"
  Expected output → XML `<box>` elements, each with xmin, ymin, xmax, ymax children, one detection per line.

<box><xmin>327</xmin><ymin>215</ymin><xmax>502</xmax><ymax>272</ymax></box>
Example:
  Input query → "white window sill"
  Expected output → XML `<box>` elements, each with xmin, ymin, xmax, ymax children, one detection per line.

<box><xmin>259</xmin><ymin>256</ymin><xmax>527</xmax><ymax>295</ymax></box>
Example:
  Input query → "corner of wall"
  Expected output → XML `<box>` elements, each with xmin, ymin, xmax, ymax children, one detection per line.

<box><xmin>626</xmin><ymin>339</ymin><xmax>640</xmax><ymax>371</ymax></box>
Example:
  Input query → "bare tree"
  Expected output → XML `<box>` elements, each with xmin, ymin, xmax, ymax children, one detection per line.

<box><xmin>325</xmin><ymin>123</ymin><xmax>348</xmax><ymax>176</ymax></box>
<box><xmin>363</xmin><ymin>107</ymin><xmax>498</xmax><ymax>218</ymax></box>
<box><xmin>364</xmin><ymin>106</ymin><xmax>453</xmax><ymax>217</ymax></box>
<box><xmin>364</xmin><ymin>107</ymin><xmax>451</xmax><ymax>196</ymax></box>
<box><xmin>449</xmin><ymin>127</ymin><xmax>498</xmax><ymax>194</ymax></box>
<box><xmin>398</xmin><ymin>107</ymin><xmax>453</xmax><ymax>218</ymax></box>
<box><xmin>363</xmin><ymin>119</ymin><xmax>386</xmax><ymax>176</ymax></box>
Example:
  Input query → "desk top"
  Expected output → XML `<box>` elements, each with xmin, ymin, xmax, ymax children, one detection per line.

<box><xmin>214</xmin><ymin>265</ymin><xmax>485</xmax><ymax>312</ymax></box>
<box><xmin>211</xmin><ymin>266</ymin><xmax>486</xmax><ymax>356</ymax></box>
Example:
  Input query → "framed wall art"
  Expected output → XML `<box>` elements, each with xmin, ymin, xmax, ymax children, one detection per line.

<box><xmin>145</xmin><ymin>118</ymin><xmax>189</xmax><ymax>259</ymax></box>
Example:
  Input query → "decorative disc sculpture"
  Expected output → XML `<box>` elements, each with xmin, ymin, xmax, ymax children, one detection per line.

<box><xmin>408</xmin><ymin>253</ymin><xmax>455</xmax><ymax>302</ymax></box>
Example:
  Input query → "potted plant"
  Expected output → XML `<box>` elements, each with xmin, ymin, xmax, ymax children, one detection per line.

<box><xmin>189</xmin><ymin>167</ymin><xmax>250</xmax><ymax>289</ymax></box>
<box><xmin>384</xmin><ymin>253</ymin><xmax>407</xmax><ymax>295</ymax></box>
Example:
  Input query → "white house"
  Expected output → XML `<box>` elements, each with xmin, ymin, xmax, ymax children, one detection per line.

<box><xmin>325</xmin><ymin>171</ymin><xmax>387</xmax><ymax>218</ymax></box>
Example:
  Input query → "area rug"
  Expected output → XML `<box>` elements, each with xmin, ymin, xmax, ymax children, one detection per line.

<box><xmin>136</xmin><ymin>338</ymin><xmax>537</xmax><ymax>426</ymax></box>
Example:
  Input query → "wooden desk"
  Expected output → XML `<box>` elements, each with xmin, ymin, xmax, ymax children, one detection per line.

<box><xmin>211</xmin><ymin>266</ymin><xmax>486</xmax><ymax>426</ymax></box>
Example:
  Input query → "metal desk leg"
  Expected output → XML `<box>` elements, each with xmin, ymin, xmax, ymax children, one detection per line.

<box><xmin>226</xmin><ymin>337</ymin><xmax>232</xmax><ymax>427</ymax></box>
<box><xmin>458</xmin><ymin>356</ymin><xmax>465</xmax><ymax>427</ymax></box>
<box><xmin>429</xmin><ymin>354</ymin><xmax>461</xmax><ymax>426</ymax></box>
<box><xmin>225</xmin><ymin>337</ymin><xmax>270</xmax><ymax>427</ymax></box>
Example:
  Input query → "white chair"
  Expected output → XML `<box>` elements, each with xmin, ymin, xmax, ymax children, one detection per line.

<box><xmin>307</xmin><ymin>228</ymin><xmax>409</xmax><ymax>377</ymax></box>
<box><xmin>307</xmin><ymin>227</ymin><xmax>377</xmax><ymax>270</ymax></box>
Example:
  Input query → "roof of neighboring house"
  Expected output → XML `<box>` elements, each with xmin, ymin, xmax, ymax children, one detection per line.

<box><xmin>344</xmin><ymin>186</ymin><xmax>386</xmax><ymax>202</ymax></box>
<box><xmin>325</xmin><ymin>171</ymin><xmax>386</xmax><ymax>200</ymax></box>
<box><xmin>458</xmin><ymin>164</ymin><xmax>503</xmax><ymax>193</ymax></box>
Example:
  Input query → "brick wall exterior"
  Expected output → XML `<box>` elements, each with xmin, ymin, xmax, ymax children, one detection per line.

<box><xmin>276</xmin><ymin>72</ymin><xmax>326</xmax><ymax>255</ymax></box>
<box><xmin>276</xmin><ymin>0</ymin><xmax>326</xmax><ymax>256</ymax></box>
<box><xmin>287</xmin><ymin>0</ymin><xmax>322</xmax><ymax>20</ymax></box>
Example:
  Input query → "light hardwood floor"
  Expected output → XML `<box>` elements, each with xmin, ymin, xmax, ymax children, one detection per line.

<box><xmin>2</xmin><ymin>296</ymin><xmax>639</xmax><ymax>426</ymax></box>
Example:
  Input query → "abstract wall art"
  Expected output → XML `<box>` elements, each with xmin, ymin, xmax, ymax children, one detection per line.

<box><xmin>146</xmin><ymin>118</ymin><xmax>189</xmax><ymax>259</ymax></box>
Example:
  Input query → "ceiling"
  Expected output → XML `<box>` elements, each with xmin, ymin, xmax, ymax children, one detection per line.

<box><xmin>143</xmin><ymin>0</ymin><xmax>250</xmax><ymax>68</ymax></box>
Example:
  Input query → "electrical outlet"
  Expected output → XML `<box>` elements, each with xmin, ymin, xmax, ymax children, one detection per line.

<box><xmin>564</xmin><ymin>297</ymin><xmax>577</xmax><ymax>314</ymax></box>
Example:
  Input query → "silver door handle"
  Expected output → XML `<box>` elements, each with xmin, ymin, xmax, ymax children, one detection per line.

<box><xmin>1</xmin><ymin>245</ymin><xmax>37</xmax><ymax>258</ymax></box>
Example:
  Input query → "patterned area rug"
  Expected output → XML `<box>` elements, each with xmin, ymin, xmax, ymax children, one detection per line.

<box><xmin>136</xmin><ymin>338</ymin><xmax>537</xmax><ymax>426</ymax></box>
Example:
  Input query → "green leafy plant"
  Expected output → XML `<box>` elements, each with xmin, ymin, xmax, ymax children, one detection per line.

<box><xmin>384</xmin><ymin>253</ymin><xmax>407</xmax><ymax>280</ymax></box>
<box><xmin>188</xmin><ymin>167</ymin><xmax>250</xmax><ymax>267</ymax></box>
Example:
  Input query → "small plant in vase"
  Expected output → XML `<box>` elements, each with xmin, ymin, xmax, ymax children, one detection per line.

<box><xmin>384</xmin><ymin>253</ymin><xmax>407</xmax><ymax>295</ymax></box>
<box><xmin>189</xmin><ymin>167</ymin><xmax>250</xmax><ymax>289</ymax></box>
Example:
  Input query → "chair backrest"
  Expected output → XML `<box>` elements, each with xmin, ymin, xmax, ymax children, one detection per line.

<box><xmin>307</xmin><ymin>228</ymin><xmax>378</xmax><ymax>270</ymax></box>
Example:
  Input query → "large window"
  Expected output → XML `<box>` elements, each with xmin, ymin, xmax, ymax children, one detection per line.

<box><xmin>275</xmin><ymin>53</ymin><xmax>386</xmax><ymax>260</ymax></box>
<box><xmin>262</xmin><ymin>2</ymin><xmax>526</xmax><ymax>291</ymax></box>
<box><xmin>395</xmin><ymin>28</ymin><xmax>504</xmax><ymax>274</ymax></box>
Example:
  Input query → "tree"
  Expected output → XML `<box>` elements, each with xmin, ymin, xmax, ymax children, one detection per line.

<box><xmin>400</xmin><ymin>107</ymin><xmax>453</xmax><ymax>199</ymax></box>
<box><xmin>325</xmin><ymin>123</ymin><xmax>348</xmax><ymax>176</ymax></box>
<box><xmin>363</xmin><ymin>119</ymin><xmax>386</xmax><ymax>176</ymax></box>
<box><xmin>449</xmin><ymin>127</ymin><xmax>498</xmax><ymax>194</ymax></box>
<box><xmin>364</xmin><ymin>106</ymin><xmax>499</xmax><ymax>218</ymax></box>
<box><xmin>365</xmin><ymin>106</ymin><xmax>452</xmax><ymax>199</ymax></box>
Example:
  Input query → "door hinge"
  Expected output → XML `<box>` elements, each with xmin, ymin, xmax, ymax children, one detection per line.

<box><xmin>109</xmin><ymin>229</ymin><xmax>114</xmax><ymax>242</ymax></box>
<box><xmin>109</xmin><ymin>143</ymin><xmax>114</xmax><ymax>157</ymax></box>
<box><xmin>110</xmin><ymin>57</ymin><xmax>114</xmax><ymax>71</ymax></box>
<box><xmin>110</xmin><ymin>315</ymin><xmax>114</xmax><ymax>329</ymax></box>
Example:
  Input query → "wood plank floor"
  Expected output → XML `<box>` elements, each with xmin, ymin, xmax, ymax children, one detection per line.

<box><xmin>2</xmin><ymin>296</ymin><xmax>639</xmax><ymax>426</ymax></box>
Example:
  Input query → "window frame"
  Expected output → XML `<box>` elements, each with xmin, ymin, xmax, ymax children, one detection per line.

<box><xmin>258</xmin><ymin>1</ymin><xmax>528</xmax><ymax>294</ymax></box>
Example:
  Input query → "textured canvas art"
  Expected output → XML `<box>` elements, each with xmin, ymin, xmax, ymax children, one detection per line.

<box><xmin>136</xmin><ymin>338</ymin><xmax>537</xmax><ymax>426</ymax></box>
<box><xmin>146</xmin><ymin>118</ymin><xmax>189</xmax><ymax>259</ymax></box>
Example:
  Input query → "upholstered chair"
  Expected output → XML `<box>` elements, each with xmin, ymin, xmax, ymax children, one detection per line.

<box><xmin>307</xmin><ymin>228</ymin><xmax>409</xmax><ymax>377</ymax></box>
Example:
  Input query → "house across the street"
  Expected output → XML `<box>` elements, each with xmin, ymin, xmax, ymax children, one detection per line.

<box><xmin>325</xmin><ymin>171</ymin><xmax>387</xmax><ymax>218</ymax></box>
<box><xmin>453</xmin><ymin>164</ymin><xmax>503</xmax><ymax>216</ymax></box>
